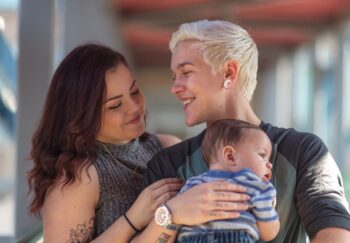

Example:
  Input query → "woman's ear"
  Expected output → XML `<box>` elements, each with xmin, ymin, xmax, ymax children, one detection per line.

<box><xmin>224</xmin><ymin>60</ymin><xmax>239</xmax><ymax>82</ymax></box>
<box><xmin>222</xmin><ymin>145</ymin><xmax>236</xmax><ymax>166</ymax></box>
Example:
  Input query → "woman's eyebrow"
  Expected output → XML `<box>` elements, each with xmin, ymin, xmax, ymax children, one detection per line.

<box><xmin>170</xmin><ymin>62</ymin><xmax>194</xmax><ymax>73</ymax></box>
<box><xmin>104</xmin><ymin>80</ymin><xmax>136</xmax><ymax>103</ymax></box>
<box><xmin>129</xmin><ymin>79</ymin><xmax>136</xmax><ymax>90</ymax></box>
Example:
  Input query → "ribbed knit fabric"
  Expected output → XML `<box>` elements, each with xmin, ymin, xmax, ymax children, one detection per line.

<box><xmin>93</xmin><ymin>134</ymin><xmax>162</xmax><ymax>237</ymax></box>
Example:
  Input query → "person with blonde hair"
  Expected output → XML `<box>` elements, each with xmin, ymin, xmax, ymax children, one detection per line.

<box><xmin>132</xmin><ymin>20</ymin><xmax>350</xmax><ymax>243</ymax></box>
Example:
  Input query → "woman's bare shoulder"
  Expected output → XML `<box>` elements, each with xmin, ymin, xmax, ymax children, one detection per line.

<box><xmin>44</xmin><ymin>163</ymin><xmax>99</xmax><ymax>209</ymax></box>
<box><xmin>43</xmin><ymin>164</ymin><xmax>99</xmax><ymax>242</ymax></box>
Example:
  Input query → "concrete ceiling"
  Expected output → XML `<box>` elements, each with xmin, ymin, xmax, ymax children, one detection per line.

<box><xmin>113</xmin><ymin>0</ymin><xmax>350</xmax><ymax>69</ymax></box>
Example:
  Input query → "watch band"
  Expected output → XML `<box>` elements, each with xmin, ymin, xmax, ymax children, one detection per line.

<box><xmin>165</xmin><ymin>223</ymin><xmax>180</xmax><ymax>231</ymax></box>
<box><xmin>155</xmin><ymin>204</ymin><xmax>181</xmax><ymax>231</ymax></box>
<box><xmin>163</xmin><ymin>204</ymin><xmax>181</xmax><ymax>231</ymax></box>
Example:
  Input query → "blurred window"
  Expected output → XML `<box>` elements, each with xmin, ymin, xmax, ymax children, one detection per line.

<box><xmin>313</xmin><ymin>32</ymin><xmax>338</xmax><ymax>153</ymax></box>
<box><xmin>292</xmin><ymin>45</ymin><xmax>313</xmax><ymax>132</ymax></box>
<box><xmin>0</xmin><ymin>0</ymin><xmax>18</xmax><ymax>238</ymax></box>
<box><xmin>341</xmin><ymin>22</ymin><xmax>350</xmax><ymax>199</ymax></box>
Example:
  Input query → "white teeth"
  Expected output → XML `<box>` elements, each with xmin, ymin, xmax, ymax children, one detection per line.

<box><xmin>182</xmin><ymin>98</ymin><xmax>193</xmax><ymax>106</ymax></box>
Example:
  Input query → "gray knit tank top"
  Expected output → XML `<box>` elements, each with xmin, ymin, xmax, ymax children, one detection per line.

<box><xmin>93</xmin><ymin>134</ymin><xmax>162</xmax><ymax>237</ymax></box>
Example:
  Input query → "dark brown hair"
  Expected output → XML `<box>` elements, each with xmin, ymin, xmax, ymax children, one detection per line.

<box><xmin>27</xmin><ymin>43</ymin><xmax>128</xmax><ymax>215</ymax></box>
<box><xmin>202</xmin><ymin>119</ymin><xmax>263</xmax><ymax>163</ymax></box>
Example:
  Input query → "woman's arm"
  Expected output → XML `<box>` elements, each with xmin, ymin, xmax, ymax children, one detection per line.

<box><xmin>43</xmin><ymin>165</ymin><xmax>136</xmax><ymax>243</ymax></box>
<box><xmin>132</xmin><ymin>181</ymin><xmax>250</xmax><ymax>242</ymax></box>
<box><xmin>311</xmin><ymin>228</ymin><xmax>350</xmax><ymax>243</ymax></box>
<box><xmin>43</xmin><ymin>164</ymin><xmax>183</xmax><ymax>243</ymax></box>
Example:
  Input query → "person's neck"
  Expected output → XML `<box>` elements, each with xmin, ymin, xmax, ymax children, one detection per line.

<box><xmin>209</xmin><ymin>162</ymin><xmax>237</xmax><ymax>172</ymax></box>
<box><xmin>96</xmin><ymin>138</ymin><xmax>132</xmax><ymax>145</ymax></box>
<box><xmin>207</xmin><ymin>95</ymin><xmax>261</xmax><ymax>127</ymax></box>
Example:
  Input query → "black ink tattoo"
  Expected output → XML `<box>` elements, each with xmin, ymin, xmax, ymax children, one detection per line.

<box><xmin>69</xmin><ymin>217</ymin><xmax>95</xmax><ymax>243</ymax></box>
<box><xmin>156</xmin><ymin>233</ymin><xmax>171</xmax><ymax>243</ymax></box>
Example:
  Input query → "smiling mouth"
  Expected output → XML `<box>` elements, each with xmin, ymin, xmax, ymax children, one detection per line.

<box><xmin>181</xmin><ymin>98</ymin><xmax>195</xmax><ymax>106</ymax></box>
<box><xmin>127</xmin><ymin>115</ymin><xmax>141</xmax><ymax>124</ymax></box>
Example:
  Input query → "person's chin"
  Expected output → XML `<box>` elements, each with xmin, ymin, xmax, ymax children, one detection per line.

<box><xmin>128</xmin><ymin>122</ymin><xmax>145</xmax><ymax>135</ymax></box>
<box><xmin>185</xmin><ymin>117</ymin><xmax>201</xmax><ymax>127</ymax></box>
<box><xmin>132</xmin><ymin>128</ymin><xmax>145</xmax><ymax>139</ymax></box>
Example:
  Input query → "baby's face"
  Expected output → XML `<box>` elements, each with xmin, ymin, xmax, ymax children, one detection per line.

<box><xmin>233</xmin><ymin>129</ymin><xmax>273</xmax><ymax>182</ymax></box>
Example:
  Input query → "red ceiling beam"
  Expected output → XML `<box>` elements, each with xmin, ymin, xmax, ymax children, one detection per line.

<box><xmin>123</xmin><ymin>24</ymin><xmax>313</xmax><ymax>49</ymax></box>
<box><xmin>115</xmin><ymin>0</ymin><xmax>216</xmax><ymax>13</ymax></box>
<box><xmin>234</xmin><ymin>0</ymin><xmax>350</xmax><ymax>22</ymax></box>
<box><xmin>122</xmin><ymin>25</ymin><xmax>172</xmax><ymax>47</ymax></box>
<box><xmin>250</xmin><ymin>28</ymin><xmax>312</xmax><ymax>47</ymax></box>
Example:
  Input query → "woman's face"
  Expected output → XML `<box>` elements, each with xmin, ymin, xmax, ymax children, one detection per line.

<box><xmin>97</xmin><ymin>64</ymin><xmax>146</xmax><ymax>144</ymax></box>
<box><xmin>170</xmin><ymin>41</ymin><xmax>226</xmax><ymax>127</ymax></box>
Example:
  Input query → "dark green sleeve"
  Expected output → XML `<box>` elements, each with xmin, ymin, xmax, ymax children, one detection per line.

<box><xmin>295</xmin><ymin>133</ymin><xmax>350</xmax><ymax>238</ymax></box>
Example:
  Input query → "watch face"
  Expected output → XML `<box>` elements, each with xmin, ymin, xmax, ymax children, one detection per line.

<box><xmin>155</xmin><ymin>206</ymin><xmax>170</xmax><ymax>226</ymax></box>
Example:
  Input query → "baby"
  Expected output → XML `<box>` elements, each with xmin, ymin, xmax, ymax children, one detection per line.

<box><xmin>177</xmin><ymin>119</ymin><xmax>280</xmax><ymax>243</ymax></box>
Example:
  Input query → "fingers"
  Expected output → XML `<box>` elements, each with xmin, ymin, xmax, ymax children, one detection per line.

<box><xmin>187</xmin><ymin>182</ymin><xmax>249</xmax><ymax>202</ymax></box>
<box><xmin>155</xmin><ymin>191</ymin><xmax>178</xmax><ymax>207</ymax></box>
<box><xmin>143</xmin><ymin>178</ymin><xmax>183</xmax><ymax>207</ymax></box>
<box><xmin>207</xmin><ymin>181</ymin><xmax>247</xmax><ymax>193</ymax></box>
<box><xmin>148</xmin><ymin>178</ymin><xmax>183</xmax><ymax>190</ymax></box>
<box><xmin>206</xmin><ymin>210</ymin><xmax>241</xmax><ymax>221</ymax></box>
<box><xmin>214</xmin><ymin>191</ymin><xmax>250</xmax><ymax>202</ymax></box>
<box><xmin>154</xmin><ymin>182</ymin><xmax>183</xmax><ymax>197</ymax></box>
<box><xmin>195</xmin><ymin>181</ymin><xmax>250</xmax><ymax>202</ymax></box>
<box><xmin>151</xmin><ymin>183</ymin><xmax>182</xmax><ymax>205</ymax></box>
<box><xmin>210</xmin><ymin>201</ymin><xmax>249</xmax><ymax>211</ymax></box>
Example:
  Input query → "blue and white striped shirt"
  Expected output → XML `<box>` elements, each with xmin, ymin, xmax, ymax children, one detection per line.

<box><xmin>178</xmin><ymin>169</ymin><xmax>278</xmax><ymax>240</ymax></box>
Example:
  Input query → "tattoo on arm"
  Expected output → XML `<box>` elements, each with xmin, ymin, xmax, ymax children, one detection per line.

<box><xmin>156</xmin><ymin>233</ymin><xmax>171</xmax><ymax>243</ymax></box>
<box><xmin>69</xmin><ymin>217</ymin><xmax>95</xmax><ymax>243</ymax></box>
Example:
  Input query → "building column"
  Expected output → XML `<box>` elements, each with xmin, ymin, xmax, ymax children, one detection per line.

<box><xmin>16</xmin><ymin>0</ymin><xmax>55</xmax><ymax>241</ymax></box>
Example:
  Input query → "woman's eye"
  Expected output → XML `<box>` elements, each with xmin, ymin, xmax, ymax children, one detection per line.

<box><xmin>109</xmin><ymin>103</ymin><xmax>121</xmax><ymax>110</ymax></box>
<box><xmin>183</xmin><ymin>71</ymin><xmax>191</xmax><ymax>77</ymax></box>
<box><xmin>131</xmin><ymin>89</ymin><xmax>140</xmax><ymax>96</ymax></box>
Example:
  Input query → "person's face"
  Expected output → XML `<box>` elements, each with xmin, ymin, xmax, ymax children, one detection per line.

<box><xmin>170</xmin><ymin>41</ymin><xmax>226</xmax><ymax>127</ymax></box>
<box><xmin>97</xmin><ymin>64</ymin><xmax>146</xmax><ymax>144</ymax></box>
<box><xmin>232</xmin><ymin>129</ymin><xmax>273</xmax><ymax>182</ymax></box>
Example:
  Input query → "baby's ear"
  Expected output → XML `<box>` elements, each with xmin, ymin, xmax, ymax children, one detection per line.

<box><xmin>222</xmin><ymin>145</ymin><xmax>236</xmax><ymax>166</ymax></box>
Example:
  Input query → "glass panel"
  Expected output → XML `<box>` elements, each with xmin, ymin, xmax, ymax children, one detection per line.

<box><xmin>292</xmin><ymin>45</ymin><xmax>313</xmax><ymax>132</ymax></box>
<box><xmin>342</xmin><ymin>23</ymin><xmax>350</xmax><ymax>201</ymax></box>
<box><xmin>313</xmin><ymin>32</ymin><xmax>338</xmax><ymax>153</ymax></box>
<box><xmin>0</xmin><ymin>0</ymin><xmax>18</xmax><ymax>237</ymax></box>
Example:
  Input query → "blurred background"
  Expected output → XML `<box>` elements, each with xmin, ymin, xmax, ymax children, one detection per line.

<box><xmin>0</xmin><ymin>0</ymin><xmax>350</xmax><ymax>242</ymax></box>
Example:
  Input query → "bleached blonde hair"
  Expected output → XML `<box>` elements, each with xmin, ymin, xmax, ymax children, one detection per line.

<box><xmin>169</xmin><ymin>20</ymin><xmax>259</xmax><ymax>101</ymax></box>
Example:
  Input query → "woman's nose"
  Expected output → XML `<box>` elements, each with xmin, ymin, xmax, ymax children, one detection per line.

<box><xmin>170</xmin><ymin>79</ymin><xmax>185</xmax><ymax>96</ymax></box>
<box><xmin>126</xmin><ymin>98</ymin><xmax>140</xmax><ymax>113</ymax></box>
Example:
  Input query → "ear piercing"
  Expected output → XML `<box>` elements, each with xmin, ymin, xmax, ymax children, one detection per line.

<box><xmin>223</xmin><ymin>79</ymin><xmax>232</xmax><ymax>89</ymax></box>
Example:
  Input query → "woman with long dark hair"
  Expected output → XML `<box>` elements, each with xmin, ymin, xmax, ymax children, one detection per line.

<box><xmin>27</xmin><ymin>43</ymin><xmax>183</xmax><ymax>242</ymax></box>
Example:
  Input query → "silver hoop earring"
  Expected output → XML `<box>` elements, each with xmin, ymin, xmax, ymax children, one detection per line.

<box><xmin>223</xmin><ymin>79</ymin><xmax>232</xmax><ymax>89</ymax></box>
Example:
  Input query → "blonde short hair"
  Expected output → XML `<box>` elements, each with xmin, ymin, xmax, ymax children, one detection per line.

<box><xmin>169</xmin><ymin>20</ymin><xmax>259</xmax><ymax>101</ymax></box>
